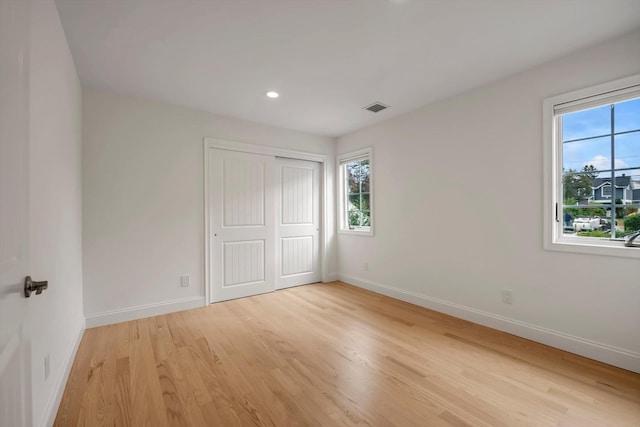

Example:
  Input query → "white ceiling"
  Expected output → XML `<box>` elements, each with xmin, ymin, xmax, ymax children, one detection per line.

<box><xmin>55</xmin><ymin>0</ymin><xmax>640</xmax><ymax>137</ymax></box>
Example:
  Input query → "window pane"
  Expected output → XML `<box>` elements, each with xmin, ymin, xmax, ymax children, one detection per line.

<box><xmin>562</xmin><ymin>104</ymin><xmax>611</xmax><ymax>141</ymax></box>
<box><xmin>615</xmin><ymin>132</ymin><xmax>640</xmax><ymax>169</ymax></box>
<box><xmin>346</xmin><ymin>166</ymin><xmax>359</xmax><ymax>193</ymax></box>
<box><xmin>563</xmin><ymin>169</ymin><xmax>598</xmax><ymax>203</ymax></box>
<box><xmin>626</xmin><ymin>168</ymin><xmax>640</xmax><ymax>203</ymax></box>
<box><xmin>562</xmin><ymin>136</ymin><xmax>611</xmax><ymax>173</ymax></box>
<box><xmin>347</xmin><ymin>209</ymin><xmax>370</xmax><ymax>227</ymax></box>
<box><xmin>362</xmin><ymin>171</ymin><xmax>370</xmax><ymax>192</ymax></box>
<box><xmin>561</xmin><ymin>105</ymin><xmax>614</xmax><ymax>239</ymax></box>
<box><xmin>562</xmin><ymin>205</ymin><xmax>612</xmax><ymax>238</ymax></box>
<box><xmin>614</xmin><ymin>97</ymin><xmax>640</xmax><ymax>133</ymax></box>
<box><xmin>360</xmin><ymin>210</ymin><xmax>371</xmax><ymax>226</ymax></box>
<box><xmin>617</xmin><ymin>168</ymin><xmax>640</xmax><ymax>233</ymax></box>
<box><xmin>347</xmin><ymin>160</ymin><xmax>368</xmax><ymax>177</ymax></box>
<box><xmin>613</xmin><ymin>167</ymin><xmax>640</xmax><ymax>204</ymax></box>
<box><xmin>347</xmin><ymin>175</ymin><xmax>359</xmax><ymax>193</ymax></box>
<box><xmin>360</xmin><ymin>194</ymin><xmax>370</xmax><ymax>211</ymax></box>
<box><xmin>347</xmin><ymin>210</ymin><xmax>360</xmax><ymax>227</ymax></box>
<box><xmin>348</xmin><ymin>194</ymin><xmax>361</xmax><ymax>210</ymax></box>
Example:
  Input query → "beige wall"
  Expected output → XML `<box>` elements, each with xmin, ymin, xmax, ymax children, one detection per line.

<box><xmin>82</xmin><ymin>88</ymin><xmax>336</xmax><ymax>323</ymax></box>
<box><xmin>29</xmin><ymin>0</ymin><xmax>84</xmax><ymax>425</ymax></box>
<box><xmin>336</xmin><ymin>30</ymin><xmax>640</xmax><ymax>372</ymax></box>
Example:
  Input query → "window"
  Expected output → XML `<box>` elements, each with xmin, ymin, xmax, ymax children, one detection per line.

<box><xmin>544</xmin><ymin>74</ymin><xmax>640</xmax><ymax>257</ymax></box>
<box><xmin>338</xmin><ymin>148</ymin><xmax>373</xmax><ymax>235</ymax></box>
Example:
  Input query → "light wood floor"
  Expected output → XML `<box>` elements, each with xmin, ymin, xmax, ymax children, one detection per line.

<box><xmin>55</xmin><ymin>281</ymin><xmax>640</xmax><ymax>426</ymax></box>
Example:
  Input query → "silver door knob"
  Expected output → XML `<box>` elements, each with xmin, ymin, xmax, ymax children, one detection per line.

<box><xmin>24</xmin><ymin>276</ymin><xmax>48</xmax><ymax>298</ymax></box>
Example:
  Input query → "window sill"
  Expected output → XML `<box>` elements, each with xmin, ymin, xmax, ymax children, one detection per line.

<box><xmin>545</xmin><ymin>237</ymin><xmax>640</xmax><ymax>259</ymax></box>
<box><xmin>339</xmin><ymin>228</ymin><xmax>374</xmax><ymax>237</ymax></box>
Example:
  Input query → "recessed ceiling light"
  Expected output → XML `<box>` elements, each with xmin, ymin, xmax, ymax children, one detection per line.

<box><xmin>266</xmin><ymin>91</ymin><xmax>279</xmax><ymax>98</ymax></box>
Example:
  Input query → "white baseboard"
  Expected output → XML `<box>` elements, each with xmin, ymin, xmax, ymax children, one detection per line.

<box><xmin>323</xmin><ymin>272</ymin><xmax>338</xmax><ymax>282</ymax></box>
<box><xmin>338</xmin><ymin>274</ymin><xmax>640</xmax><ymax>373</ymax></box>
<box><xmin>41</xmin><ymin>316</ymin><xmax>85</xmax><ymax>427</ymax></box>
<box><xmin>85</xmin><ymin>296</ymin><xmax>206</xmax><ymax>328</ymax></box>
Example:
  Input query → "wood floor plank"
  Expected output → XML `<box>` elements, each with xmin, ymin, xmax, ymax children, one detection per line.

<box><xmin>129</xmin><ymin>325</ymin><xmax>169</xmax><ymax>427</ymax></box>
<box><xmin>113</xmin><ymin>356</ymin><xmax>131</xmax><ymax>427</ymax></box>
<box><xmin>55</xmin><ymin>282</ymin><xmax>640</xmax><ymax>426</ymax></box>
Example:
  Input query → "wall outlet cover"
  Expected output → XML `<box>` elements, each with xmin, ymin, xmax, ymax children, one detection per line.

<box><xmin>180</xmin><ymin>275</ymin><xmax>190</xmax><ymax>287</ymax></box>
<box><xmin>502</xmin><ymin>290</ymin><xmax>513</xmax><ymax>304</ymax></box>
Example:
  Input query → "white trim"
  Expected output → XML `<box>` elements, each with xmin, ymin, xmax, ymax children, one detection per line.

<box><xmin>204</xmin><ymin>138</ymin><xmax>330</xmax><ymax>304</ymax></box>
<box><xmin>321</xmin><ymin>161</ymin><xmax>330</xmax><ymax>282</ymax></box>
<box><xmin>324</xmin><ymin>273</ymin><xmax>338</xmax><ymax>282</ymax></box>
<box><xmin>338</xmin><ymin>274</ymin><xmax>640</xmax><ymax>373</ymax></box>
<box><xmin>203</xmin><ymin>142</ymin><xmax>213</xmax><ymax>305</ymax></box>
<box><xmin>204</xmin><ymin>137</ymin><xmax>326</xmax><ymax>163</ymax></box>
<box><xmin>543</xmin><ymin>74</ymin><xmax>640</xmax><ymax>258</ymax></box>
<box><xmin>40</xmin><ymin>316</ymin><xmax>85</xmax><ymax>427</ymax></box>
<box><xmin>85</xmin><ymin>297</ymin><xmax>205</xmax><ymax>328</ymax></box>
<box><xmin>553</xmin><ymin>81</ymin><xmax>640</xmax><ymax>115</ymax></box>
<box><xmin>338</xmin><ymin>147</ymin><xmax>371</xmax><ymax>164</ymax></box>
<box><xmin>338</xmin><ymin>228</ymin><xmax>374</xmax><ymax>236</ymax></box>
<box><xmin>543</xmin><ymin>237</ymin><xmax>640</xmax><ymax>258</ymax></box>
<box><xmin>337</xmin><ymin>147</ymin><xmax>374</xmax><ymax>236</ymax></box>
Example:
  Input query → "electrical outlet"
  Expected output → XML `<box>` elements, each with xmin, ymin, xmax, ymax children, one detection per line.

<box><xmin>502</xmin><ymin>290</ymin><xmax>513</xmax><ymax>304</ymax></box>
<box><xmin>44</xmin><ymin>354</ymin><xmax>50</xmax><ymax>381</ymax></box>
<box><xmin>363</xmin><ymin>262</ymin><xmax>369</xmax><ymax>271</ymax></box>
<box><xmin>180</xmin><ymin>275</ymin><xmax>190</xmax><ymax>287</ymax></box>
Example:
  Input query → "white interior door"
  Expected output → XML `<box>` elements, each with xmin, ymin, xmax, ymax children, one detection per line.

<box><xmin>209</xmin><ymin>148</ymin><xmax>276</xmax><ymax>302</ymax></box>
<box><xmin>0</xmin><ymin>0</ymin><xmax>32</xmax><ymax>425</ymax></box>
<box><xmin>276</xmin><ymin>158</ymin><xmax>321</xmax><ymax>289</ymax></box>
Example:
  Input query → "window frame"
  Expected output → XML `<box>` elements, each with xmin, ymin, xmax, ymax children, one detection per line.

<box><xmin>338</xmin><ymin>148</ymin><xmax>374</xmax><ymax>236</ymax></box>
<box><xmin>543</xmin><ymin>74</ymin><xmax>640</xmax><ymax>259</ymax></box>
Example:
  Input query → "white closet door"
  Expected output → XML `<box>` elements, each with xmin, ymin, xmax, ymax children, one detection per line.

<box><xmin>0</xmin><ymin>0</ymin><xmax>32</xmax><ymax>424</ymax></box>
<box><xmin>276</xmin><ymin>158</ymin><xmax>321</xmax><ymax>289</ymax></box>
<box><xmin>209</xmin><ymin>149</ymin><xmax>276</xmax><ymax>302</ymax></box>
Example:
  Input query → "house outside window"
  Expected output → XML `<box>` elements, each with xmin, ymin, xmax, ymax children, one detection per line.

<box><xmin>544</xmin><ymin>75</ymin><xmax>640</xmax><ymax>258</ymax></box>
<box><xmin>338</xmin><ymin>148</ymin><xmax>373</xmax><ymax>235</ymax></box>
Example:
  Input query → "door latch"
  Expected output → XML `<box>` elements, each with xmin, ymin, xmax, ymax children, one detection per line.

<box><xmin>24</xmin><ymin>276</ymin><xmax>48</xmax><ymax>298</ymax></box>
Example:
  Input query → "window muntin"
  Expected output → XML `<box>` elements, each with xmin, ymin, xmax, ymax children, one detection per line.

<box><xmin>544</xmin><ymin>76</ymin><xmax>640</xmax><ymax>258</ymax></box>
<box><xmin>338</xmin><ymin>149</ymin><xmax>373</xmax><ymax>234</ymax></box>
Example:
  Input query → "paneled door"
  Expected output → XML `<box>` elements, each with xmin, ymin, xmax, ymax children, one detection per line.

<box><xmin>276</xmin><ymin>158</ymin><xmax>321</xmax><ymax>289</ymax></box>
<box><xmin>0</xmin><ymin>0</ymin><xmax>33</xmax><ymax>424</ymax></box>
<box><xmin>209</xmin><ymin>149</ymin><xmax>276</xmax><ymax>302</ymax></box>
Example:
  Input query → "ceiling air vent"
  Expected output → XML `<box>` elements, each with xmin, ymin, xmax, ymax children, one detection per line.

<box><xmin>363</xmin><ymin>102</ymin><xmax>389</xmax><ymax>113</ymax></box>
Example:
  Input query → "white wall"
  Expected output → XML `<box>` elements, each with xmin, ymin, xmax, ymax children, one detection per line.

<box><xmin>337</xmin><ymin>30</ymin><xmax>640</xmax><ymax>372</ymax></box>
<box><xmin>29</xmin><ymin>1</ymin><xmax>84</xmax><ymax>425</ymax></box>
<box><xmin>82</xmin><ymin>88</ymin><xmax>336</xmax><ymax>325</ymax></box>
